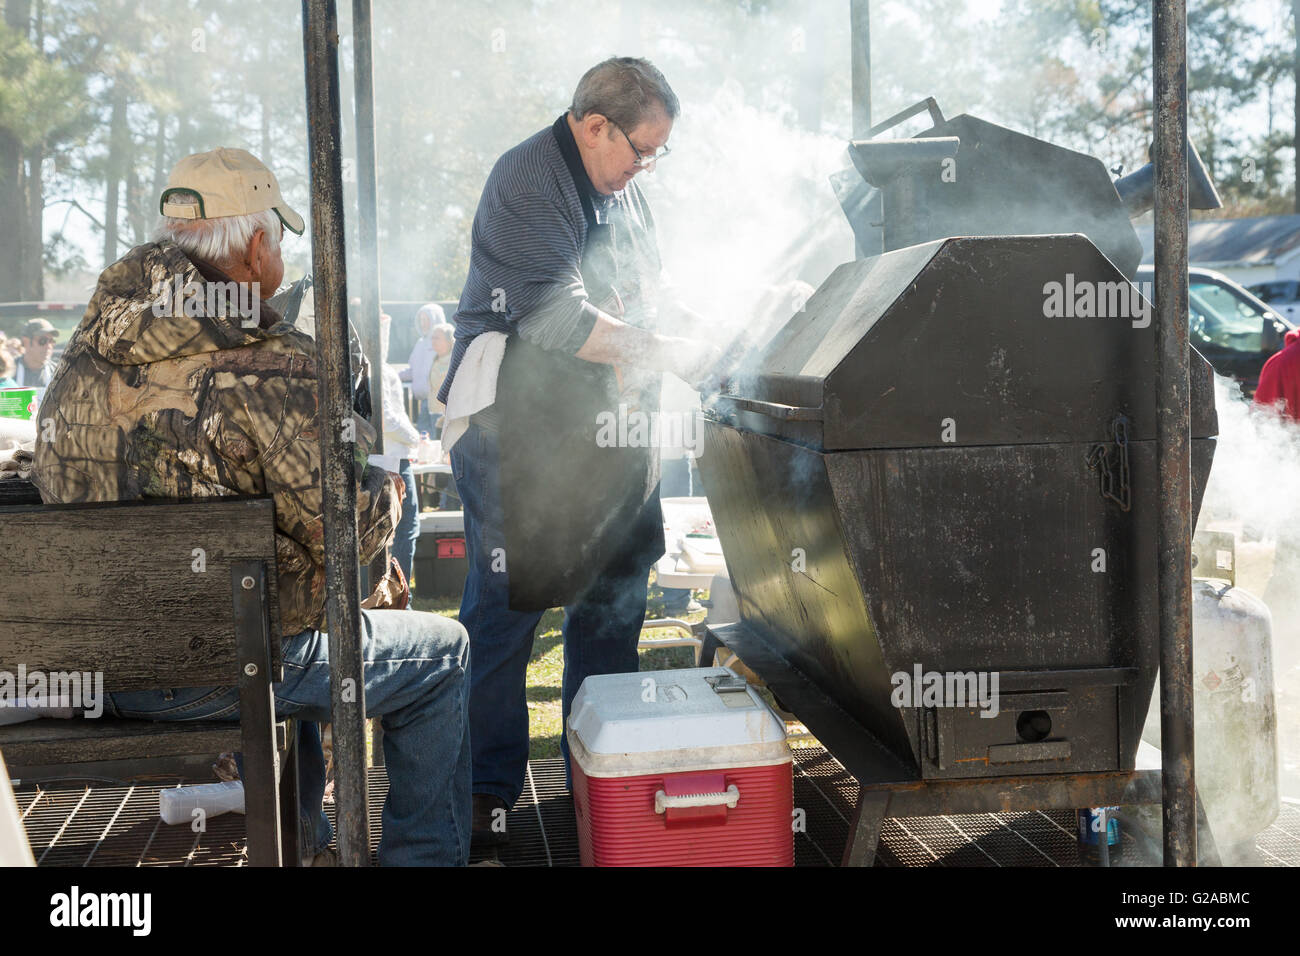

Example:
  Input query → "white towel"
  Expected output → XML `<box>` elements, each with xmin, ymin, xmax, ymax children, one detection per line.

<box><xmin>441</xmin><ymin>331</ymin><xmax>508</xmax><ymax>453</ymax></box>
<box><xmin>0</xmin><ymin>696</ymin><xmax>81</xmax><ymax>726</ymax></box>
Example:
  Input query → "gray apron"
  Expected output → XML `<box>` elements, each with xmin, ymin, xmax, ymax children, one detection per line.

<box><xmin>495</xmin><ymin>173</ymin><xmax>664</xmax><ymax>612</ymax></box>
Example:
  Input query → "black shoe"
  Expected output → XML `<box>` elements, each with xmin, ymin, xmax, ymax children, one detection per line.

<box><xmin>471</xmin><ymin>794</ymin><xmax>510</xmax><ymax>847</ymax></box>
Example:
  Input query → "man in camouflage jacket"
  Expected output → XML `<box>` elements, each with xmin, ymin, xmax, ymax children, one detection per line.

<box><xmin>32</xmin><ymin>148</ymin><xmax>470</xmax><ymax>866</ymax></box>
<box><xmin>32</xmin><ymin>238</ymin><xmax>399</xmax><ymax>634</ymax></box>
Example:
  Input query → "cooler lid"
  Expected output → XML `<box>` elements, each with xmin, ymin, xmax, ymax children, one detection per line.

<box><xmin>418</xmin><ymin>510</ymin><xmax>464</xmax><ymax>534</ymax></box>
<box><xmin>568</xmin><ymin>667</ymin><xmax>789</xmax><ymax>769</ymax></box>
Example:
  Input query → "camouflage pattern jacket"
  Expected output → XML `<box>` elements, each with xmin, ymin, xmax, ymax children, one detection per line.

<box><xmin>31</xmin><ymin>240</ymin><xmax>399</xmax><ymax>636</ymax></box>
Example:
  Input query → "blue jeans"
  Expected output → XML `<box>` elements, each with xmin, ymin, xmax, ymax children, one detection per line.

<box><xmin>105</xmin><ymin>608</ymin><xmax>471</xmax><ymax>866</ymax></box>
<box><xmin>393</xmin><ymin>458</ymin><xmax>420</xmax><ymax>583</ymax></box>
<box><xmin>414</xmin><ymin>398</ymin><xmax>436</xmax><ymax>437</ymax></box>
<box><xmin>451</xmin><ymin>420</ymin><xmax>656</xmax><ymax>807</ymax></box>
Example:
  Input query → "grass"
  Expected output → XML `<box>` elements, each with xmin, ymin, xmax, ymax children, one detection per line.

<box><xmin>410</xmin><ymin>576</ymin><xmax>701</xmax><ymax>760</ymax></box>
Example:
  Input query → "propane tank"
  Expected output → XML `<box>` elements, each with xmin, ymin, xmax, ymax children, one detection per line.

<box><xmin>1141</xmin><ymin>558</ymin><xmax>1279</xmax><ymax>858</ymax></box>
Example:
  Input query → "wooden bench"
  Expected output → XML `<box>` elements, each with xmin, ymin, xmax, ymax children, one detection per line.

<box><xmin>0</xmin><ymin>484</ymin><xmax>300</xmax><ymax>866</ymax></box>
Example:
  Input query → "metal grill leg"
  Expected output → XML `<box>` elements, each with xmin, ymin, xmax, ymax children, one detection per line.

<box><xmin>698</xmin><ymin>630</ymin><xmax>722</xmax><ymax>669</ymax></box>
<box><xmin>842</xmin><ymin>791</ymin><xmax>890</xmax><ymax>867</ymax></box>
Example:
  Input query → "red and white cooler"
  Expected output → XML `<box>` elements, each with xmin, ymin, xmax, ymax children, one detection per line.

<box><xmin>567</xmin><ymin>666</ymin><xmax>793</xmax><ymax>867</ymax></box>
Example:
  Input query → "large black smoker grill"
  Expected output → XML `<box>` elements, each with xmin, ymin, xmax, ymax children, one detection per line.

<box><xmin>698</xmin><ymin>109</ymin><xmax>1221</xmax><ymax>864</ymax></box>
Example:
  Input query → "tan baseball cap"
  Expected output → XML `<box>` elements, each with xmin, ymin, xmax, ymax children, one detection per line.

<box><xmin>160</xmin><ymin>147</ymin><xmax>305</xmax><ymax>235</ymax></box>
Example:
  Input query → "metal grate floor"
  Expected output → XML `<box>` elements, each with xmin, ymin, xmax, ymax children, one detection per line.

<box><xmin>17</xmin><ymin>748</ymin><xmax>1300</xmax><ymax>867</ymax></box>
<box><xmin>19</xmin><ymin>776</ymin><xmax>249</xmax><ymax>867</ymax></box>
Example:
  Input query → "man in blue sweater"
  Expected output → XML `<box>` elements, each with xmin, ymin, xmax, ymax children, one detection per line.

<box><xmin>438</xmin><ymin>57</ymin><xmax>718</xmax><ymax>846</ymax></box>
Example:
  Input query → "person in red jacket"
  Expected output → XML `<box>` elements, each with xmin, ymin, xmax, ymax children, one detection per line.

<box><xmin>1254</xmin><ymin>328</ymin><xmax>1300</xmax><ymax>419</ymax></box>
<box><xmin>1254</xmin><ymin>326</ymin><xmax>1300</xmax><ymax>655</ymax></box>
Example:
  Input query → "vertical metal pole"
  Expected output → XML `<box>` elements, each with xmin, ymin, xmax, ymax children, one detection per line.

<box><xmin>850</xmin><ymin>0</ymin><xmax>871</xmax><ymax>138</ymax></box>
<box><xmin>352</xmin><ymin>0</ymin><xmax>388</xmax><ymax>770</ymax></box>
<box><xmin>850</xmin><ymin>0</ymin><xmax>875</xmax><ymax>259</ymax></box>
<box><xmin>1154</xmin><ymin>0</ymin><xmax>1196</xmax><ymax>867</ymax></box>
<box><xmin>302</xmin><ymin>0</ymin><xmax>372</xmax><ymax>867</ymax></box>
<box><xmin>351</xmin><ymin>0</ymin><xmax>390</xmax><ymax>624</ymax></box>
<box><xmin>352</xmin><ymin>0</ymin><xmax>383</xmax><ymax>448</ymax></box>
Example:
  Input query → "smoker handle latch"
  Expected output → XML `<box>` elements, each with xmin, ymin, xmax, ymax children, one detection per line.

<box><xmin>1086</xmin><ymin>415</ymin><xmax>1132</xmax><ymax>512</ymax></box>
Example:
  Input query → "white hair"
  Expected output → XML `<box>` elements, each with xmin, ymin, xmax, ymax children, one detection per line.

<box><xmin>153</xmin><ymin>190</ymin><xmax>281</xmax><ymax>267</ymax></box>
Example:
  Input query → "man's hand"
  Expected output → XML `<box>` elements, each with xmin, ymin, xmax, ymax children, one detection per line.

<box><xmin>574</xmin><ymin>313</ymin><xmax>725</xmax><ymax>389</ymax></box>
<box><xmin>388</xmin><ymin>557</ymin><xmax>410</xmax><ymax>609</ymax></box>
<box><xmin>389</xmin><ymin>471</ymin><xmax>406</xmax><ymax>504</ymax></box>
<box><xmin>659</xmin><ymin>337</ymin><xmax>724</xmax><ymax>390</ymax></box>
<box><xmin>360</xmin><ymin>556</ymin><xmax>410</xmax><ymax>611</ymax></box>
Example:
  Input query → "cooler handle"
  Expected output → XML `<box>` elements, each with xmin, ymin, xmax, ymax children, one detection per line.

<box><xmin>654</xmin><ymin>784</ymin><xmax>740</xmax><ymax>814</ymax></box>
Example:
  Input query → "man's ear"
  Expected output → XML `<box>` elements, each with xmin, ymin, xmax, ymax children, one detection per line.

<box><xmin>246</xmin><ymin>229</ymin><xmax>265</xmax><ymax>281</ymax></box>
<box><xmin>583</xmin><ymin>113</ymin><xmax>609</xmax><ymax>145</ymax></box>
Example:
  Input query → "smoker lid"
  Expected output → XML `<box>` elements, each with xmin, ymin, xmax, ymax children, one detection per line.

<box><xmin>723</xmin><ymin>234</ymin><xmax>1217</xmax><ymax>450</ymax></box>
<box><xmin>918</xmin><ymin>113</ymin><xmax>1146</xmax><ymax>278</ymax></box>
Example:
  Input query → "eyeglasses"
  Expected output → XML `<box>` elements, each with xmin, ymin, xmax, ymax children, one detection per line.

<box><xmin>612</xmin><ymin>121</ymin><xmax>670</xmax><ymax>170</ymax></box>
<box><xmin>35</xmin><ymin>336</ymin><xmax>56</xmax><ymax>346</ymax></box>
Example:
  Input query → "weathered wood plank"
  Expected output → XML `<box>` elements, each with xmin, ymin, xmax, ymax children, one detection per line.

<box><xmin>0</xmin><ymin>717</ymin><xmax>287</xmax><ymax>766</ymax></box>
<box><xmin>0</xmin><ymin>498</ymin><xmax>281</xmax><ymax>688</ymax></box>
<box><xmin>0</xmin><ymin>718</ymin><xmax>241</xmax><ymax>765</ymax></box>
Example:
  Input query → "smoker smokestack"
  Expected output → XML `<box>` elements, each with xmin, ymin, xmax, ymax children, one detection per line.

<box><xmin>848</xmin><ymin>137</ymin><xmax>960</xmax><ymax>187</ymax></box>
<box><xmin>1113</xmin><ymin>138</ymin><xmax>1222</xmax><ymax>218</ymax></box>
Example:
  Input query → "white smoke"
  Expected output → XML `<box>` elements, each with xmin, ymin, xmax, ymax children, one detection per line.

<box><xmin>648</xmin><ymin>78</ymin><xmax>854</xmax><ymax>343</ymax></box>
<box><xmin>1200</xmin><ymin>375</ymin><xmax>1300</xmax><ymax>801</ymax></box>
<box><xmin>1202</xmin><ymin>375</ymin><xmax>1300</xmax><ymax>541</ymax></box>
